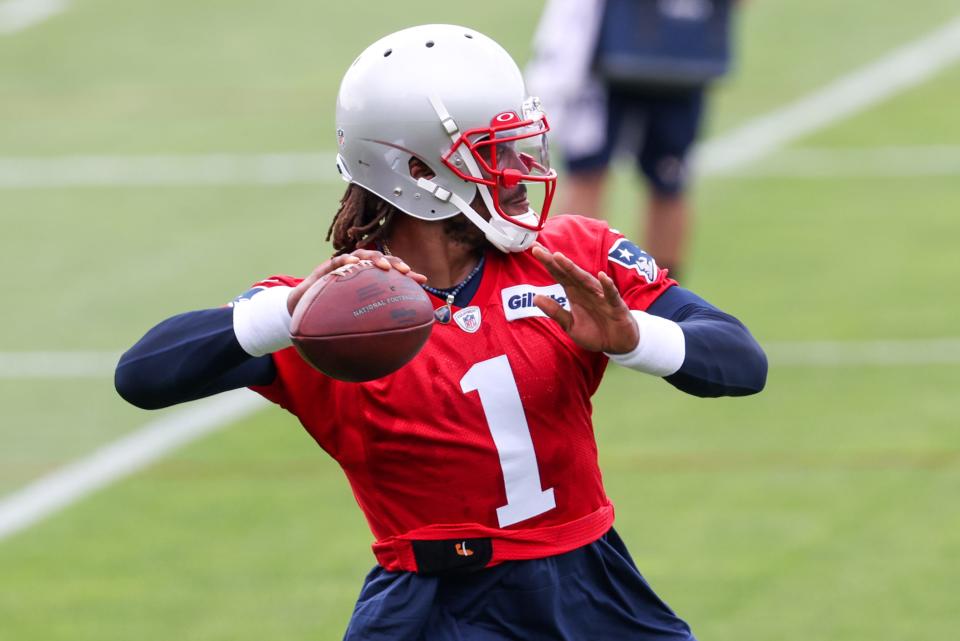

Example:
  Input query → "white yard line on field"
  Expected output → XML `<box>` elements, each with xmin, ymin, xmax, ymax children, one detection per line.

<box><xmin>0</xmin><ymin>0</ymin><xmax>67</xmax><ymax>35</ymax></box>
<box><xmin>696</xmin><ymin>15</ymin><xmax>960</xmax><ymax>174</ymax></box>
<box><xmin>0</xmin><ymin>351</ymin><xmax>120</xmax><ymax>378</ymax></box>
<box><xmin>0</xmin><ymin>389</ymin><xmax>268</xmax><ymax>542</ymax></box>
<box><xmin>767</xmin><ymin>338</ymin><xmax>960</xmax><ymax>367</ymax></box>
<box><xmin>5</xmin><ymin>145</ymin><xmax>960</xmax><ymax>189</ymax></box>
<box><xmin>0</xmin><ymin>153</ymin><xmax>338</xmax><ymax>189</ymax></box>
<box><xmin>3</xmin><ymin>339</ymin><xmax>960</xmax><ymax>381</ymax></box>
<box><xmin>2</xmin><ymin>14</ymin><xmax>960</xmax><ymax>188</ymax></box>
<box><xmin>725</xmin><ymin>146</ymin><xmax>960</xmax><ymax>178</ymax></box>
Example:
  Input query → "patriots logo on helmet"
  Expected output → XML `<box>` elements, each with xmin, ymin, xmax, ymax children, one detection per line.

<box><xmin>607</xmin><ymin>238</ymin><xmax>659</xmax><ymax>283</ymax></box>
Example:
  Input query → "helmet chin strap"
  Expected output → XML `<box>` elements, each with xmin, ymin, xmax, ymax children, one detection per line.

<box><xmin>426</xmin><ymin>95</ymin><xmax>539</xmax><ymax>253</ymax></box>
<box><xmin>415</xmin><ymin>178</ymin><xmax>536</xmax><ymax>253</ymax></box>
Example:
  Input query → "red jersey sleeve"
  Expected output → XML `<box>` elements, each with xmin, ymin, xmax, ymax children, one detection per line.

<box><xmin>241</xmin><ymin>274</ymin><xmax>343</xmax><ymax>456</ymax></box>
<box><xmin>237</xmin><ymin>274</ymin><xmax>311</xmax><ymax>414</ymax></box>
<box><xmin>600</xmin><ymin>227</ymin><xmax>676</xmax><ymax>311</ymax></box>
<box><xmin>249</xmin><ymin>274</ymin><xmax>302</xmax><ymax>289</ymax></box>
<box><xmin>537</xmin><ymin>215</ymin><xmax>676</xmax><ymax>311</ymax></box>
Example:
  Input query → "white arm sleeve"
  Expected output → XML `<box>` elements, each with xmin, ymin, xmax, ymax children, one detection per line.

<box><xmin>232</xmin><ymin>286</ymin><xmax>294</xmax><ymax>357</ymax></box>
<box><xmin>605</xmin><ymin>310</ymin><xmax>686</xmax><ymax>377</ymax></box>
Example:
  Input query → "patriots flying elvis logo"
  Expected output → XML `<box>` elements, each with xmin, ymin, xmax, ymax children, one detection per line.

<box><xmin>608</xmin><ymin>238</ymin><xmax>659</xmax><ymax>283</ymax></box>
<box><xmin>227</xmin><ymin>286</ymin><xmax>267</xmax><ymax>307</ymax></box>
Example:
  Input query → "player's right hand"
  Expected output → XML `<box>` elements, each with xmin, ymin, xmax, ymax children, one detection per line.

<box><xmin>531</xmin><ymin>243</ymin><xmax>639</xmax><ymax>354</ymax></box>
<box><xmin>287</xmin><ymin>250</ymin><xmax>427</xmax><ymax>315</ymax></box>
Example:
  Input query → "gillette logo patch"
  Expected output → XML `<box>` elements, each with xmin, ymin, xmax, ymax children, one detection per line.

<box><xmin>501</xmin><ymin>284</ymin><xmax>570</xmax><ymax>321</ymax></box>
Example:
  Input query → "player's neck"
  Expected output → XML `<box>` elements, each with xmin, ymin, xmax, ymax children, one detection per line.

<box><xmin>384</xmin><ymin>217</ymin><xmax>483</xmax><ymax>290</ymax></box>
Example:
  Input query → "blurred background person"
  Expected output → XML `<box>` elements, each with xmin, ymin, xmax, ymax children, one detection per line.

<box><xmin>527</xmin><ymin>0</ymin><xmax>739</xmax><ymax>279</ymax></box>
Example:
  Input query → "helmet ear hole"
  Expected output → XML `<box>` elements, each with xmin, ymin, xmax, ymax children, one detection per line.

<box><xmin>408</xmin><ymin>157</ymin><xmax>436</xmax><ymax>180</ymax></box>
<box><xmin>383</xmin><ymin>49</ymin><xmax>392</xmax><ymax>57</ymax></box>
<box><xmin>425</xmin><ymin>41</ymin><xmax>435</xmax><ymax>48</ymax></box>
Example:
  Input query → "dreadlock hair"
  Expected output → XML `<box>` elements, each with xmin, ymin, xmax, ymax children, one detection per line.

<box><xmin>326</xmin><ymin>184</ymin><xmax>401</xmax><ymax>255</ymax></box>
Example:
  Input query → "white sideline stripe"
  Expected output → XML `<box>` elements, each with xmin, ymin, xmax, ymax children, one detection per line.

<box><xmin>0</xmin><ymin>351</ymin><xmax>120</xmax><ymax>378</ymax></box>
<box><xmin>2</xmin><ymin>339</ymin><xmax>960</xmax><ymax>381</ymax></box>
<box><xmin>697</xmin><ymin>15</ymin><xmax>960</xmax><ymax>174</ymax></box>
<box><xmin>5</xmin><ymin>145</ymin><xmax>960</xmax><ymax>189</ymax></box>
<box><xmin>3</xmin><ymin>14</ymin><xmax>960</xmax><ymax>189</ymax></box>
<box><xmin>767</xmin><ymin>339</ymin><xmax>960</xmax><ymax>367</ymax></box>
<box><xmin>0</xmin><ymin>390</ymin><xmax>268</xmax><ymax>542</ymax></box>
<box><xmin>725</xmin><ymin>145</ymin><xmax>960</xmax><ymax>177</ymax></box>
<box><xmin>0</xmin><ymin>153</ymin><xmax>339</xmax><ymax>188</ymax></box>
<box><xmin>0</xmin><ymin>0</ymin><xmax>67</xmax><ymax>34</ymax></box>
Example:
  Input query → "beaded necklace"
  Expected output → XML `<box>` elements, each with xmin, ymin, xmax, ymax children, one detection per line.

<box><xmin>379</xmin><ymin>241</ymin><xmax>485</xmax><ymax>324</ymax></box>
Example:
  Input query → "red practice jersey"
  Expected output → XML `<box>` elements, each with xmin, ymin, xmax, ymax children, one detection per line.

<box><xmin>250</xmin><ymin>215</ymin><xmax>675</xmax><ymax>572</ymax></box>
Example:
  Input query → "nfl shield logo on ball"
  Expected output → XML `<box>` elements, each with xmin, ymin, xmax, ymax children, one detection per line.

<box><xmin>453</xmin><ymin>306</ymin><xmax>482</xmax><ymax>333</ymax></box>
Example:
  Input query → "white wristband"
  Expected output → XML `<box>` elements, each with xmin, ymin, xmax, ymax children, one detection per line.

<box><xmin>605</xmin><ymin>310</ymin><xmax>685</xmax><ymax>377</ymax></box>
<box><xmin>232</xmin><ymin>286</ymin><xmax>294</xmax><ymax>357</ymax></box>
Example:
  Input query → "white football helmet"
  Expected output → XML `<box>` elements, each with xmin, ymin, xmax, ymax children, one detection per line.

<box><xmin>335</xmin><ymin>24</ymin><xmax>558</xmax><ymax>253</ymax></box>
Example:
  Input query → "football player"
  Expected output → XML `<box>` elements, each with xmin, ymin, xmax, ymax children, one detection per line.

<box><xmin>116</xmin><ymin>25</ymin><xmax>767</xmax><ymax>641</ymax></box>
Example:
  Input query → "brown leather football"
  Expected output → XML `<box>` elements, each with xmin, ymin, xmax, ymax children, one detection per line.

<box><xmin>290</xmin><ymin>260</ymin><xmax>434</xmax><ymax>382</ymax></box>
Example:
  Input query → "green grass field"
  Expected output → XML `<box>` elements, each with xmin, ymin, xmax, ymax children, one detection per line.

<box><xmin>1</xmin><ymin>1</ymin><xmax>959</xmax><ymax>639</ymax></box>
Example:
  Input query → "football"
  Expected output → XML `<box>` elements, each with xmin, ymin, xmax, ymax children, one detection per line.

<box><xmin>290</xmin><ymin>260</ymin><xmax>435</xmax><ymax>382</ymax></box>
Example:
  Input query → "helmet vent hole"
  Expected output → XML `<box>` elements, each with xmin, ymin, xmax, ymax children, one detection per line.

<box><xmin>425</xmin><ymin>40</ymin><xmax>435</xmax><ymax>48</ymax></box>
<box><xmin>383</xmin><ymin>48</ymin><xmax>392</xmax><ymax>57</ymax></box>
<box><xmin>464</xmin><ymin>33</ymin><xmax>473</xmax><ymax>39</ymax></box>
<box><xmin>430</xmin><ymin>209</ymin><xmax>436</xmax><ymax>214</ymax></box>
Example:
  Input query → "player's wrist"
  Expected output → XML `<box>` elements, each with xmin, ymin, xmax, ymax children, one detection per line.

<box><xmin>605</xmin><ymin>310</ymin><xmax>685</xmax><ymax>376</ymax></box>
<box><xmin>608</xmin><ymin>314</ymin><xmax>640</xmax><ymax>354</ymax></box>
<box><xmin>233</xmin><ymin>286</ymin><xmax>294</xmax><ymax>357</ymax></box>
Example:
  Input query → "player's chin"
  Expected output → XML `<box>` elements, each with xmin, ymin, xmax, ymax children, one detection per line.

<box><xmin>443</xmin><ymin>214</ymin><xmax>489</xmax><ymax>250</ymax></box>
<box><xmin>501</xmin><ymin>199</ymin><xmax>530</xmax><ymax>218</ymax></box>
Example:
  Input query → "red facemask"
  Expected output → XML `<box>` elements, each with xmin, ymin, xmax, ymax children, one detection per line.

<box><xmin>441</xmin><ymin>109</ymin><xmax>558</xmax><ymax>232</ymax></box>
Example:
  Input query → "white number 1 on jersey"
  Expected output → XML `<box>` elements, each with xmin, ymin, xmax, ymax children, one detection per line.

<box><xmin>460</xmin><ymin>355</ymin><xmax>556</xmax><ymax>527</ymax></box>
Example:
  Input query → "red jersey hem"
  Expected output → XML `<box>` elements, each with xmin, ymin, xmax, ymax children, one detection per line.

<box><xmin>372</xmin><ymin>503</ymin><xmax>615</xmax><ymax>572</ymax></box>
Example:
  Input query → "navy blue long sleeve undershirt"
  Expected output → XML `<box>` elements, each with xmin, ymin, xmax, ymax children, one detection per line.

<box><xmin>647</xmin><ymin>287</ymin><xmax>767</xmax><ymax>397</ymax></box>
<box><xmin>115</xmin><ymin>308</ymin><xmax>276</xmax><ymax>410</ymax></box>
<box><xmin>115</xmin><ymin>285</ymin><xmax>766</xmax><ymax>410</ymax></box>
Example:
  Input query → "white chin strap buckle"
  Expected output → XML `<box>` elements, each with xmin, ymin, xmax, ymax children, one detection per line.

<box><xmin>416</xmin><ymin>178</ymin><xmax>452</xmax><ymax>202</ymax></box>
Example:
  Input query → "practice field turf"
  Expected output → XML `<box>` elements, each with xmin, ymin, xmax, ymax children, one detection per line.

<box><xmin>1</xmin><ymin>1</ymin><xmax>959</xmax><ymax>639</ymax></box>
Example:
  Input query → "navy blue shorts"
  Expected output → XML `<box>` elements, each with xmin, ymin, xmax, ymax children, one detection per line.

<box><xmin>343</xmin><ymin>528</ymin><xmax>696</xmax><ymax>640</ymax></box>
<box><xmin>565</xmin><ymin>86</ymin><xmax>706</xmax><ymax>196</ymax></box>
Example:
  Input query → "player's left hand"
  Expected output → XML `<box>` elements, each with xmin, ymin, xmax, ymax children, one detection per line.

<box><xmin>531</xmin><ymin>244</ymin><xmax>639</xmax><ymax>354</ymax></box>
